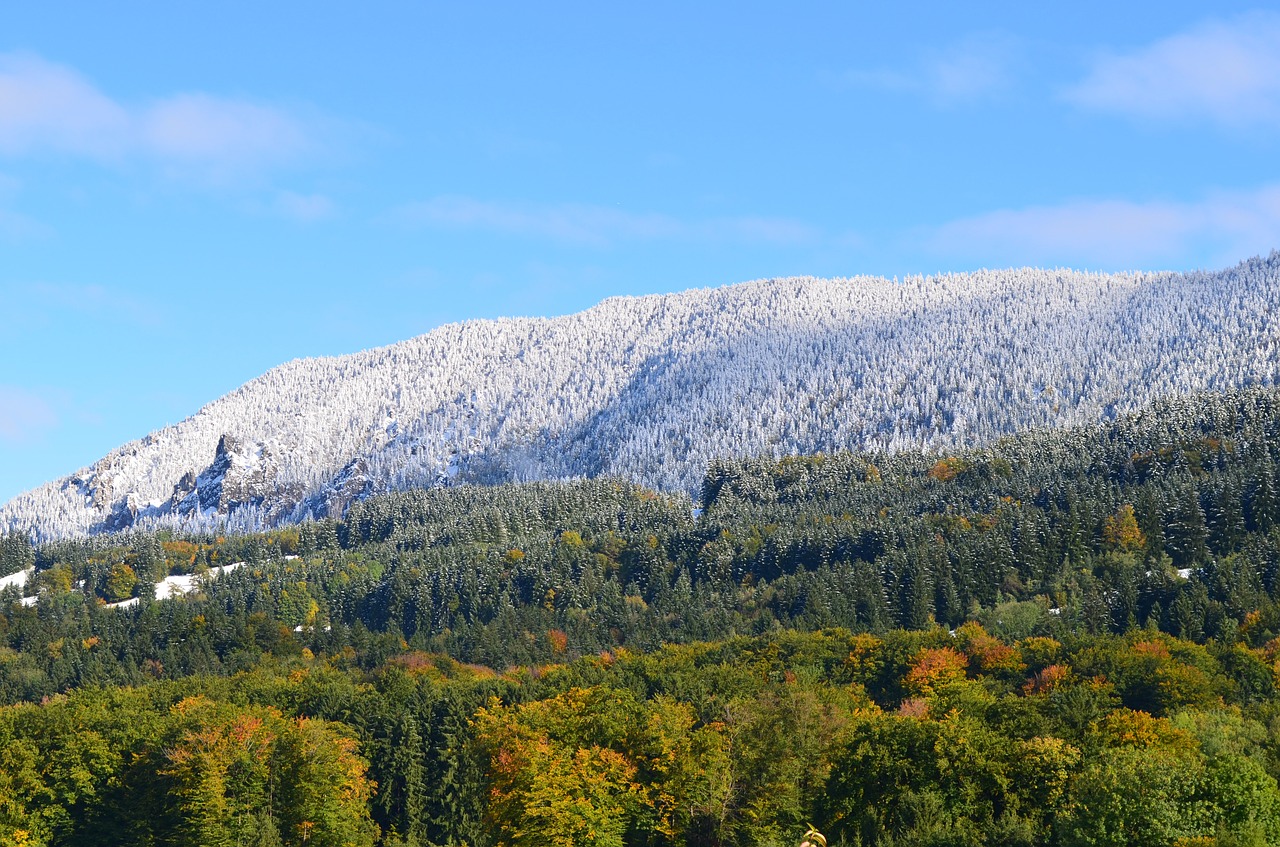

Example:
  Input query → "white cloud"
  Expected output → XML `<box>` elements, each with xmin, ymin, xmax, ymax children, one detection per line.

<box><xmin>0</xmin><ymin>52</ymin><xmax>316</xmax><ymax>174</ymax></box>
<box><xmin>843</xmin><ymin>33</ymin><xmax>1020</xmax><ymax>104</ymax></box>
<box><xmin>930</xmin><ymin>184</ymin><xmax>1280</xmax><ymax>269</ymax></box>
<box><xmin>1064</xmin><ymin>12</ymin><xmax>1280</xmax><ymax>128</ymax></box>
<box><xmin>274</xmin><ymin>190</ymin><xmax>336</xmax><ymax>222</ymax></box>
<box><xmin>0</xmin><ymin>53</ymin><xmax>129</xmax><ymax>157</ymax></box>
<box><xmin>396</xmin><ymin>196</ymin><xmax>819</xmax><ymax>247</ymax></box>
<box><xmin>142</xmin><ymin>94</ymin><xmax>311</xmax><ymax>165</ymax></box>
<box><xmin>0</xmin><ymin>386</ymin><xmax>58</xmax><ymax>443</ymax></box>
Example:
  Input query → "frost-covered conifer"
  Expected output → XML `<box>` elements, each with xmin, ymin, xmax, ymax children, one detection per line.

<box><xmin>5</xmin><ymin>253</ymin><xmax>1280</xmax><ymax>540</ymax></box>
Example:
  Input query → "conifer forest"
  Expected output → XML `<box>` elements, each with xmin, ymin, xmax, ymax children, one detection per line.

<box><xmin>7</xmin><ymin>7</ymin><xmax>1276</xmax><ymax>846</ymax></box>
<box><xmin>9</xmin><ymin>388</ymin><xmax>1280</xmax><ymax>845</ymax></box>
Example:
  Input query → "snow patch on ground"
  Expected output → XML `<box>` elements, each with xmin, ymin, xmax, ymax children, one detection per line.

<box><xmin>154</xmin><ymin>573</ymin><xmax>197</xmax><ymax>600</ymax></box>
<box><xmin>0</xmin><ymin>567</ymin><xmax>32</xmax><ymax>592</ymax></box>
<box><xmin>154</xmin><ymin>561</ymin><xmax>245</xmax><ymax>600</ymax></box>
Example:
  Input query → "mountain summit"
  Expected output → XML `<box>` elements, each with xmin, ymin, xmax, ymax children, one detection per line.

<box><xmin>6</xmin><ymin>254</ymin><xmax>1280</xmax><ymax>540</ymax></box>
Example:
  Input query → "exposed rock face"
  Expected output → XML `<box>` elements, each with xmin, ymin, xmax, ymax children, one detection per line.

<box><xmin>302</xmin><ymin>458</ymin><xmax>374</xmax><ymax>520</ymax></box>
<box><xmin>90</xmin><ymin>435</ymin><xmax>299</xmax><ymax>533</ymax></box>
<box><xmin>173</xmin><ymin>434</ymin><xmax>280</xmax><ymax>515</ymax></box>
<box><xmin>89</xmin><ymin>473</ymin><xmax>115</xmax><ymax>510</ymax></box>
<box><xmin>170</xmin><ymin>471</ymin><xmax>197</xmax><ymax>510</ymax></box>
<box><xmin>223</xmin><ymin>444</ymin><xmax>281</xmax><ymax>510</ymax></box>
<box><xmin>103</xmin><ymin>494</ymin><xmax>140</xmax><ymax>532</ymax></box>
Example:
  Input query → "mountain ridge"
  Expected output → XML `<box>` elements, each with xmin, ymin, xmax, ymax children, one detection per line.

<box><xmin>5</xmin><ymin>253</ymin><xmax>1280</xmax><ymax>540</ymax></box>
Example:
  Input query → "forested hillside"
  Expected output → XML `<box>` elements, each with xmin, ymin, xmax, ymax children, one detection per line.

<box><xmin>8</xmin><ymin>388</ymin><xmax>1280</xmax><ymax>844</ymax></box>
<box><xmin>3</xmin><ymin>629</ymin><xmax>1279</xmax><ymax>846</ymax></box>
<box><xmin>9</xmin><ymin>387</ymin><xmax>1280</xmax><ymax>694</ymax></box>
<box><xmin>6</xmin><ymin>253</ymin><xmax>1280</xmax><ymax>540</ymax></box>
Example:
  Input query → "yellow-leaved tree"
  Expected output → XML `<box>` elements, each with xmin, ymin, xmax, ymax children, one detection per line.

<box><xmin>1103</xmin><ymin>504</ymin><xmax>1146</xmax><ymax>552</ymax></box>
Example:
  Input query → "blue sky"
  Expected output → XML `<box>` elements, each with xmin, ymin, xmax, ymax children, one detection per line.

<box><xmin>3</xmin><ymin>1</ymin><xmax>1280</xmax><ymax>502</ymax></box>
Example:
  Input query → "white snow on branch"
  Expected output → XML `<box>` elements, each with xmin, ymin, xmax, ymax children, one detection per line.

<box><xmin>4</xmin><ymin>254</ymin><xmax>1280</xmax><ymax>539</ymax></box>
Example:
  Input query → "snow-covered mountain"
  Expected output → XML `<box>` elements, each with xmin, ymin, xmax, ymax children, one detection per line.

<box><xmin>6</xmin><ymin>253</ymin><xmax>1280</xmax><ymax>540</ymax></box>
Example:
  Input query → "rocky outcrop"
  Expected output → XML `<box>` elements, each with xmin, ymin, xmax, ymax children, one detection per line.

<box><xmin>102</xmin><ymin>493</ymin><xmax>140</xmax><ymax>532</ymax></box>
<box><xmin>171</xmin><ymin>434</ymin><xmax>280</xmax><ymax>515</ymax></box>
<box><xmin>170</xmin><ymin>471</ymin><xmax>197</xmax><ymax>510</ymax></box>
<box><xmin>88</xmin><ymin>435</ymin><xmax>332</xmax><ymax>533</ymax></box>
<box><xmin>301</xmin><ymin>458</ymin><xmax>374</xmax><ymax>520</ymax></box>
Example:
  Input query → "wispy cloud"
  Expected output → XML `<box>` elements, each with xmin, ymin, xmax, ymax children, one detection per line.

<box><xmin>843</xmin><ymin>33</ymin><xmax>1021</xmax><ymax>104</ymax></box>
<box><xmin>395</xmin><ymin>196</ymin><xmax>821</xmax><ymax>248</ymax></box>
<box><xmin>0</xmin><ymin>52</ymin><xmax>319</xmax><ymax>177</ymax></box>
<box><xmin>1063</xmin><ymin>12</ymin><xmax>1280</xmax><ymax>129</ymax></box>
<box><xmin>0</xmin><ymin>386</ymin><xmax>58</xmax><ymax>444</ymax></box>
<box><xmin>0</xmin><ymin>54</ymin><xmax>128</xmax><ymax>157</ymax></box>
<box><xmin>142</xmin><ymin>94</ymin><xmax>312</xmax><ymax>167</ymax></box>
<box><xmin>274</xmin><ymin>190</ymin><xmax>336</xmax><ymax>222</ymax></box>
<box><xmin>929</xmin><ymin>184</ymin><xmax>1280</xmax><ymax>269</ymax></box>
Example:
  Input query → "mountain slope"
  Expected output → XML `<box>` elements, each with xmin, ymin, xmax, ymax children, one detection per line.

<box><xmin>5</xmin><ymin>253</ymin><xmax>1280</xmax><ymax>540</ymax></box>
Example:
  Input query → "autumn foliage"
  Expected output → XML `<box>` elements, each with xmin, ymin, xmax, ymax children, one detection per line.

<box><xmin>1103</xmin><ymin>503</ymin><xmax>1147</xmax><ymax>552</ymax></box>
<box><xmin>904</xmin><ymin>647</ymin><xmax>968</xmax><ymax>697</ymax></box>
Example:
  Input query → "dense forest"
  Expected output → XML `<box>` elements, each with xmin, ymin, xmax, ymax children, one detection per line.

<box><xmin>10</xmin><ymin>387</ymin><xmax>1280</xmax><ymax>844</ymax></box>
<box><xmin>5</xmin><ymin>628</ymin><xmax>1280</xmax><ymax>847</ymax></box>
<box><xmin>8</xmin><ymin>254</ymin><xmax>1280</xmax><ymax>541</ymax></box>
